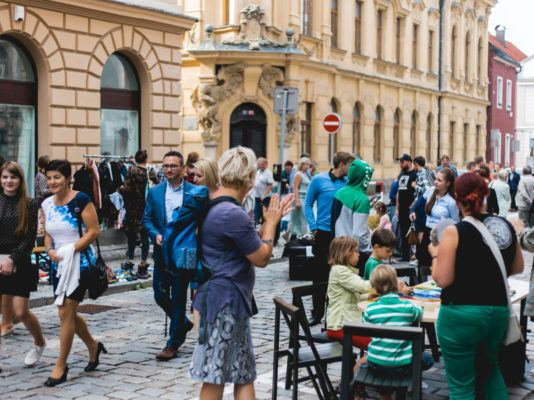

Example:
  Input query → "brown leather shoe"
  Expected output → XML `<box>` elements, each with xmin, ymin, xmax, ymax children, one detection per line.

<box><xmin>156</xmin><ymin>346</ymin><xmax>178</xmax><ymax>361</ymax></box>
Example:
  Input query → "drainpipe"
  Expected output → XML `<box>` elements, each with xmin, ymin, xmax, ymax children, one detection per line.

<box><xmin>437</xmin><ymin>0</ymin><xmax>445</xmax><ymax>164</ymax></box>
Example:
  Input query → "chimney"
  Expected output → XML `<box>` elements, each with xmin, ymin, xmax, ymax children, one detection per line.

<box><xmin>495</xmin><ymin>25</ymin><xmax>506</xmax><ymax>46</ymax></box>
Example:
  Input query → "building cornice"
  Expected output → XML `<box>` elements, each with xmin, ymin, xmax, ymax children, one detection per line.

<box><xmin>9</xmin><ymin>0</ymin><xmax>196</xmax><ymax>34</ymax></box>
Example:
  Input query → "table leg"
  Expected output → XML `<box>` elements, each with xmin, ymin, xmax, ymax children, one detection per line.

<box><xmin>422</xmin><ymin>322</ymin><xmax>440</xmax><ymax>362</ymax></box>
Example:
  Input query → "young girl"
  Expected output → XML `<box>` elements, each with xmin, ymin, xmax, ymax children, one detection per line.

<box><xmin>374</xmin><ymin>201</ymin><xmax>392</xmax><ymax>232</ymax></box>
<box><xmin>326</xmin><ymin>236</ymin><xmax>375</xmax><ymax>349</ymax></box>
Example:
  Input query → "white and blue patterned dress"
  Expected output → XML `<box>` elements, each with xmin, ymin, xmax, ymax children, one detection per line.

<box><xmin>42</xmin><ymin>192</ymin><xmax>96</xmax><ymax>276</ymax></box>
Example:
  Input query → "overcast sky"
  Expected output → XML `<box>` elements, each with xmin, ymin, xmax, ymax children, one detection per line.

<box><xmin>488</xmin><ymin>0</ymin><xmax>534</xmax><ymax>57</ymax></box>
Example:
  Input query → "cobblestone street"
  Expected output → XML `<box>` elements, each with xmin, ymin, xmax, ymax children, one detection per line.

<box><xmin>1</xmin><ymin>246</ymin><xmax>534</xmax><ymax>399</ymax></box>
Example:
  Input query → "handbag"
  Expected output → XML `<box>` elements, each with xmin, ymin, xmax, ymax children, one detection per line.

<box><xmin>407</xmin><ymin>222</ymin><xmax>418</xmax><ymax>245</ymax></box>
<box><xmin>75</xmin><ymin>205</ymin><xmax>108</xmax><ymax>300</ymax></box>
<box><xmin>464</xmin><ymin>216</ymin><xmax>523</xmax><ymax>345</ymax></box>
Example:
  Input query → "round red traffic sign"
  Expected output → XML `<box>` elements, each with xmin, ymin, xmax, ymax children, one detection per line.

<box><xmin>323</xmin><ymin>113</ymin><xmax>342</xmax><ymax>134</ymax></box>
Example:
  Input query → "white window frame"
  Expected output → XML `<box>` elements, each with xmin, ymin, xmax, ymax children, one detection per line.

<box><xmin>497</xmin><ymin>76</ymin><xmax>503</xmax><ymax>108</ymax></box>
<box><xmin>495</xmin><ymin>134</ymin><xmax>502</xmax><ymax>164</ymax></box>
<box><xmin>506</xmin><ymin>79</ymin><xmax>512</xmax><ymax>111</ymax></box>
<box><xmin>505</xmin><ymin>133</ymin><xmax>511</xmax><ymax>166</ymax></box>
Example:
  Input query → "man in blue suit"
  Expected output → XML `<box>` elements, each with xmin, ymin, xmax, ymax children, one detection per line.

<box><xmin>143</xmin><ymin>150</ymin><xmax>194</xmax><ymax>360</ymax></box>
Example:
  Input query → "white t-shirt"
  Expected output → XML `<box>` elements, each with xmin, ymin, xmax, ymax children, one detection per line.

<box><xmin>254</xmin><ymin>169</ymin><xmax>274</xmax><ymax>198</ymax></box>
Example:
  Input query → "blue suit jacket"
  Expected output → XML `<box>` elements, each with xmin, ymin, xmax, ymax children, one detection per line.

<box><xmin>143</xmin><ymin>180</ymin><xmax>196</xmax><ymax>263</ymax></box>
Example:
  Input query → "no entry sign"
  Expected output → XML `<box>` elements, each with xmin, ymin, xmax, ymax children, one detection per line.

<box><xmin>323</xmin><ymin>113</ymin><xmax>342</xmax><ymax>134</ymax></box>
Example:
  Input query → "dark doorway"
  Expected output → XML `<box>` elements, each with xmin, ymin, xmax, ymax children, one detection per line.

<box><xmin>230</xmin><ymin>102</ymin><xmax>267</xmax><ymax>157</ymax></box>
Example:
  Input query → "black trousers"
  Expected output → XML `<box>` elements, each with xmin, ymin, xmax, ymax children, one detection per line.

<box><xmin>510</xmin><ymin>189</ymin><xmax>517</xmax><ymax>210</ymax></box>
<box><xmin>399</xmin><ymin>212</ymin><xmax>411</xmax><ymax>261</ymax></box>
<box><xmin>311</xmin><ymin>229</ymin><xmax>333</xmax><ymax>320</ymax></box>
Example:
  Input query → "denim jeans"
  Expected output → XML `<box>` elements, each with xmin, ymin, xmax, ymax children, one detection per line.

<box><xmin>153</xmin><ymin>260</ymin><xmax>194</xmax><ymax>349</ymax></box>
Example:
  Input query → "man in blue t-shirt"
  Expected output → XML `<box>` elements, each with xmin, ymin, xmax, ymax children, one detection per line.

<box><xmin>438</xmin><ymin>155</ymin><xmax>458</xmax><ymax>177</ymax></box>
<box><xmin>304</xmin><ymin>152</ymin><xmax>355</xmax><ymax>326</ymax></box>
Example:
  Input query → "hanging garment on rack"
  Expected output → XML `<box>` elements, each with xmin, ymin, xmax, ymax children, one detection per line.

<box><xmin>119</xmin><ymin>165</ymin><xmax>148</xmax><ymax>234</ymax></box>
<box><xmin>110</xmin><ymin>161</ymin><xmax>123</xmax><ymax>189</ymax></box>
<box><xmin>98</xmin><ymin>159</ymin><xmax>115</xmax><ymax>198</ymax></box>
<box><xmin>89</xmin><ymin>161</ymin><xmax>101</xmax><ymax>209</ymax></box>
<box><xmin>72</xmin><ymin>165</ymin><xmax>94</xmax><ymax>202</ymax></box>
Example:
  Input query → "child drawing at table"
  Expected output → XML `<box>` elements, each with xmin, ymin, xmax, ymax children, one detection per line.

<box><xmin>354</xmin><ymin>265</ymin><xmax>433</xmax><ymax>400</ymax></box>
<box><xmin>364</xmin><ymin>229</ymin><xmax>398</xmax><ymax>280</ymax></box>
<box><xmin>326</xmin><ymin>236</ymin><xmax>376</xmax><ymax>349</ymax></box>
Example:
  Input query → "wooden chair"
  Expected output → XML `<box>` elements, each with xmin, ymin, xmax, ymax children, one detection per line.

<box><xmin>340</xmin><ymin>322</ymin><xmax>424</xmax><ymax>400</ymax></box>
<box><xmin>272</xmin><ymin>296</ymin><xmax>344</xmax><ymax>400</ymax></box>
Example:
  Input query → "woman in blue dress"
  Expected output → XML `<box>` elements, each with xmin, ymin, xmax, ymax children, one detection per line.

<box><xmin>41</xmin><ymin>159</ymin><xmax>104</xmax><ymax>386</ymax></box>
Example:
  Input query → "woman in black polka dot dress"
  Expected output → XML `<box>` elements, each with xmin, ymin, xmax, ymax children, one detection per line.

<box><xmin>0</xmin><ymin>161</ymin><xmax>45</xmax><ymax>370</ymax></box>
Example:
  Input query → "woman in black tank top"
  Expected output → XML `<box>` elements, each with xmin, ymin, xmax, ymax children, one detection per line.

<box><xmin>428</xmin><ymin>173</ymin><xmax>523</xmax><ymax>398</ymax></box>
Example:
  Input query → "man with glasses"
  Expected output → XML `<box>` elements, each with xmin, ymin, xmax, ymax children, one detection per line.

<box><xmin>143</xmin><ymin>151</ymin><xmax>195</xmax><ymax>361</ymax></box>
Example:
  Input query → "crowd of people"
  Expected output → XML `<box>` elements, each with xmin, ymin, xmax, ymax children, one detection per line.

<box><xmin>0</xmin><ymin>145</ymin><xmax>533</xmax><ymax>399</ymax></box>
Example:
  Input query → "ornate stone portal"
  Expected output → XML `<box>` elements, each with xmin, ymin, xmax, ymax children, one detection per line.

<box><xmin>192</xmin><ymin>62</ymin><xmax>297</xmax><ymax>156</ymax></box>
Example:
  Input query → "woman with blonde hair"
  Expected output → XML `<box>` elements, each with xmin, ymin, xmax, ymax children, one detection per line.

<box><xmin>290</xmin><ymin>157</ymin><xmax>311</xmax><ymax>238</ymax></box>
<box><xmin>189</xmin><ymin>146</ymin><xmax>293</xmax><ymax>400</ymax></box>
<box><xmin>193</xmin><ymin>158</ymin><xmax>219</xmax><ymax>196</ymax></box>
<box><xmin>0</xmin><ymin>161</ymin><xmax>45</xmax><ymax>369</ymax></box>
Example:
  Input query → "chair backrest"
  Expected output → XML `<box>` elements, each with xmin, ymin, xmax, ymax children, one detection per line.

<box><xmin>291</xmin><ymin>282</ymin><xmax>328</xmax><ymax>329</ymax></box>
<box><xmin>340</xmin><ymin>322</ymin><xmax>424</xmax><ymax>400</ymax></box>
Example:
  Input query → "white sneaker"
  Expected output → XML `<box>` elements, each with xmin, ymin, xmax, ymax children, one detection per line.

<box><xmin>24</xmin><ymin>345</ymin><xmax>45</xmax><ymax>367</ymax></box>
<box><xmin>410</xmin><ymin>259</ymin><xmax>418</xmax><ymax>266</ymax></box>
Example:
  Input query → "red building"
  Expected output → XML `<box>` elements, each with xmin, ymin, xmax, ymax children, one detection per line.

<box><xmin>486</xmin><ymin>27</ymin><xmax>527</xmax><ymax>167</ymax></box>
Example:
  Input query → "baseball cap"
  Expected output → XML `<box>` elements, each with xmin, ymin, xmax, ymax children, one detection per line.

<box><xmin>396</xmin><ymin>154</ymin><xmax>412</xmax><ymax>162</ymax></box>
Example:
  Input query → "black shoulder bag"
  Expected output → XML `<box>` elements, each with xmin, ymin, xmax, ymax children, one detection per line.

<box><xmin>75</xmin><ymin>201</ymin><xmax>108</xmax><ymax>300</ymax></box>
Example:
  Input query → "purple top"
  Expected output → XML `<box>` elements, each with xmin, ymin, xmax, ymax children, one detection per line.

<box><xmin>192</xmin><ymin>200</ymin><xmax>263</xmax><ymax>322</ymax></box>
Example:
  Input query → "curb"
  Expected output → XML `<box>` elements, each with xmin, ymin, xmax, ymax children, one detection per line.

<box><xmin>28</xmin><ymin>255</ymin><xmax>287</xmax><ymax>309</ymax></box>
<box><xmin>29</xmin><ymin>278</ymin><xmax>154</xmax><ymax>309</ymax></box>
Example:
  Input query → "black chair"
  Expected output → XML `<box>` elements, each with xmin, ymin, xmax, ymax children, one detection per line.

<box><xmin>273</xmin><ymin>296</ymin><xmax>344</xmax><ymax>400</ymax></box>
<box><xmin>291</xmin><ymin>283</ymin><xmax>332</xmax><ymax>343</ymax></box>
<box><xmin>340</xmin><ymin>322</ymin><xmax>424</xmax><ymax>400</ymax></box>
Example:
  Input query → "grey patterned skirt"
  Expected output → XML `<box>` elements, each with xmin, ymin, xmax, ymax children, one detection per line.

<box><xmin>189</xmin><ymin>305</ymin><xmax>256</xmax><ymax>384</ymax></box>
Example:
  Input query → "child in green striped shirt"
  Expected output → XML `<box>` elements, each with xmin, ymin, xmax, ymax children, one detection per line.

<box><xmin>354</xmin><ymin>265</ymin><xmax>433</xmax><ymax>400</ymax></box>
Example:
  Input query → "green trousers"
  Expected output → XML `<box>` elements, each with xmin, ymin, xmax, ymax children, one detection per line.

<box><xmin>436</xmin><ymin>304</ymin><xmax>508</xmax><ymax>400</ymax></box>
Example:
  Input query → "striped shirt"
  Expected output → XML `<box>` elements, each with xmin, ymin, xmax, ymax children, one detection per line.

<box><xmin>363</xmin><ymin>293</ymin><xmax>423</xmax><ymax>367</ymax></box>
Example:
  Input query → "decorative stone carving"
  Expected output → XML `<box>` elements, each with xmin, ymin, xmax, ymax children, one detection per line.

<box><xmin>192</xmin><ymin>62</ymin><xmax>246</xmax><ymax>142</ymax></box>
<box><xmin>277</xmin><ymin>115</ymin><xmax>298</xmax><ymax>145</ymax></box>
<box><xmin>258</xmin><ymin>64</ymin><xmax>284</xmax><ymax>98</ymax></box>
<box><xmin>223</xmin><ymin>4</ymin><xmax>285</xmax><ymax>50</ymax></box>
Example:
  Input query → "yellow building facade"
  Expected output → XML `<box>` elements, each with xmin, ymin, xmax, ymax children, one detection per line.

<box><xmin>0</xmin><ymin>0</ymin><xmax>194</xmax><ymax>189</ymax></box>
<box><xmin>181</xmin><ymin>0</ymin><xmax>495</xmax><ymax>178</ymax></box>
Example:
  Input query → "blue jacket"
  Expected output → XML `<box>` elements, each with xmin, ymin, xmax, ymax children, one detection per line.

<box><xmin>508</xmin><ymin>172</ymin><xmax>520</xmax><ymax>191</ymax></box>
<box><xmin>305</xmin><ymin>170</ymin><xmax>347</xmax><ymax>232</ymax></box>
<box><xmin>142</xmin><ymin>180</ymin><xmax>196</xmax><ymax>263</ymax></box>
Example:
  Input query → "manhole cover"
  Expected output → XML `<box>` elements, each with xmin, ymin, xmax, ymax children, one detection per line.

<box><xmin>77</xmin><ymin>305</ymin><xmax>120</xmax><ymax>315</ymax></box>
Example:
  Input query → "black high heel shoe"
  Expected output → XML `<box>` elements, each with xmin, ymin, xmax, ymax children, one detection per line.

<box><xmin>85</xmin><ymin>342</ymin><xmax>107</xmax><ymax>372</ymax></box>
<box><xmin>44</xmin><ymin>366</ymin><xmax>68</xmax><ymax>387</ymax></box>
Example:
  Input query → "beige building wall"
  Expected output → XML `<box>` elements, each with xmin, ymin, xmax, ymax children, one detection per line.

<box><xmin>0</xmin><ymin>0</ymin><xmax>195</xmax><ymax>165</ymax></box>
<box><xmin>181</xmin><ymin>0</ymin><xmax>494</xmax><ymax>178</ymax></box>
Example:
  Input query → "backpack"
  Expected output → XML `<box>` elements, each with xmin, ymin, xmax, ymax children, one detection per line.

<box><xmin>162</xmin><ymin>188</ymin><xmax>241</xmax><ymax>282</ymax></box>
<box><xmin>162</xmin><ymin>185</ymin><xmax>209</xmax><ymax>277</ymax></box>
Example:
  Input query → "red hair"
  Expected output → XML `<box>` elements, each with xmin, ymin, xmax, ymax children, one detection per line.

<box><xmin>455</xmin><ymin>172</ymin><xmax>489</xmax><ymax>217</ymax></box>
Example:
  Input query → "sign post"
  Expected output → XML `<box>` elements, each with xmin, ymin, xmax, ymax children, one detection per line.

<box><xmin>323</xmin><ymin>113</ymin><xmax>342</xmax><ymax>164</ymax></box>
<box><xmin>274</xmin><ymin>86</ymin><xmax>299</xmax><ymax>195</ymax></box>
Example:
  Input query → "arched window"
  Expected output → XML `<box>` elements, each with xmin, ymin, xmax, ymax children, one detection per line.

<box><xmin>451</xmin><ymin>26</ymin><xmax>457</xmax><ymax>78</ymax></box>
<box><xmin>352</xmin><ymin>103</ymin><xmax>361</xmax><ymax>155</ymax></box>
<box><xmin>329</xmin><ymin>99</ymin><xmax>338</xmax><ymax>163</ymax></box>
<box><xmin>393</xmin><ymin>109</ymin><xmax>401</xmax><ymax>160</ymax></box>
<box><xmin>477</xmin><ymin>39</ymin><xmax>483</xmax><ymax>85</ymax></box>
<box><xmin>374</xmin><ymin>107</ymin><xmax>382</xmax><ymax>162</ymax></box>
<box><xmin>410</xmin><ymin>111</ymin><xmax>417</xmax><ymax>156</ymax></box>
<box><xmin>426</xmin><ymin>114</ymin><xmax>432</xmax><ymax>162</ymax></box>
<box><xmin>100</xmin><ymin>53</ymin><xmax>140</xmax><ymax>156</ymax></box>
<box><xmin>465</xmin><ymin>32</ymin><xmax>470</xmax><ymax>82</ymax></box>
<box><xmin>0</xmin><ymin>37</ymin><xmax>36</xmax><ymax>194</ymax></box>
